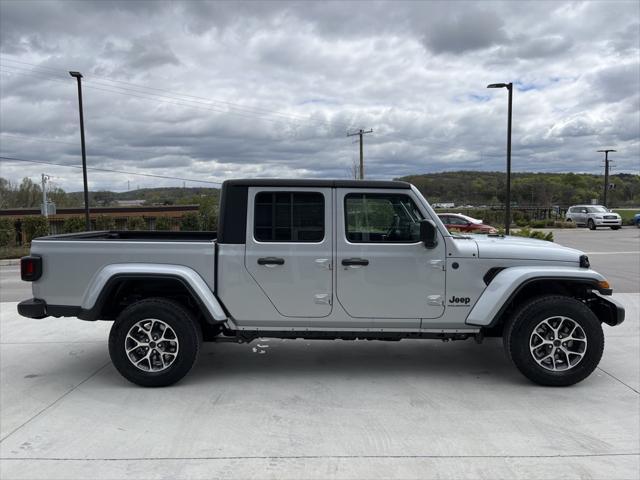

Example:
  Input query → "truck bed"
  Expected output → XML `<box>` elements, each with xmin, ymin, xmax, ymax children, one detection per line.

<box><xmin>30</xmin><ymin>231</ymin><xmax>217</xmax><ymax>307</ymax></box>
<box><xmin>39</xmin><ymin>230</ymin><xmax>217</xmax><ymax>242</ymax></box>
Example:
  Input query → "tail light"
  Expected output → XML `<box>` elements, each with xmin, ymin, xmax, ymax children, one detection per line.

<box><xmin>21</xmin><ymin>255</ymin><xmax>42</xmax><ymax>281</ymax></box>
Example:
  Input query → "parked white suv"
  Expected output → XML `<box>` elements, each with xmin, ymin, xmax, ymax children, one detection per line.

<box><xmin>565</xmin><ymin>205</ymin><xmax>622</xmax><ymax>230</ymax></box>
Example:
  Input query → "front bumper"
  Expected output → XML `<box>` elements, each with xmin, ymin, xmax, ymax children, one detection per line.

<box><xmin>590</xmin><ymin>292</ymin><xmax>625</xmax><ymax>326</ymax></box>
<box><xmin>594</xmin><ymin>218</ymin><xmax>622</xmax><ymax>226</ymax></box>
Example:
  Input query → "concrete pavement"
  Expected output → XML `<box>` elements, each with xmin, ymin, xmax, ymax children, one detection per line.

<box><xmin>0</xmin><ymin>294</ymin><xmax>638</xmax><ymax>479</ymax></box>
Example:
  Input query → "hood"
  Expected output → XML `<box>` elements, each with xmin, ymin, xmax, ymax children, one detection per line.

<box><xmin>471</xmin><ymin>234</ymin><xmax>583</xmax><ymax>263</ymax></box>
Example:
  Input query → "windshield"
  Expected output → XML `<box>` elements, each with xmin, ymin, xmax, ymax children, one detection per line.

<box><xmin>588</xmin><ymin>206</ymin><xmax>608</xmax><ymax>213</ymax></box>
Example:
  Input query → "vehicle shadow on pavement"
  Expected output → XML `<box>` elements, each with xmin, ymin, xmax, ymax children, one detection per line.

<box><xmin>180</xmin><ymin>338</ymin><xmax>529</xmax><ymax>387</ymax></box>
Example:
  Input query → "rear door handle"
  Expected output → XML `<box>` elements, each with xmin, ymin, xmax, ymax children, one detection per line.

<box><xmin>257</xmin><ymin>257</ymin><xmax>285</xmax><ymax>266</ymax></box>
<box><xmin>342</xmin><ymin>258</ymin><xmax>369</xmax><ymax>266</ymax></box>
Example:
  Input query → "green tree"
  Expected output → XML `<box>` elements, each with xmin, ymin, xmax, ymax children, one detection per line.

<box><xmin>16</xmin><ymin>177</ymin><xmax>42</xmax><ymax>208</ymax></box>
<box><xmin>0</xmin><ymin>218</ymin><xmax>16</xmax><ymax>247</ymax></box>
<box><xmin>22</xmin><ymin>216</ymin><xmax>49</xmax><ymax>243</ymax></box>
<box><xmin>180</xmin><ymin>212</ymin><xmax>201</xmax><ymax>231</ymax></box>
<box><xmin>127</xmin><ymin>216</ymin><xmax>146</xmax><ymax>231</ymax></box>
<box><xmin>155</xmin><ymin>217</ymin><xmax>172</xmax><ymax>231</ymax></box>
<box><xmin>0</xmin><ymin>178</ymin><xmax>15</xmax><ymax>208</ymax></box>
<box><xmin>48</xmin><ymin>187</ymin><xmax>70</xmax><ymax>208</ymax></box>
<box><xmin>62</xmin><ymin>216</ymin><xmax>86</xmax><ymax>233</ymax></box>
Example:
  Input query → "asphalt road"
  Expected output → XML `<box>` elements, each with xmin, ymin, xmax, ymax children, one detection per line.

<box><xmin>0</xmin><ymin>227</ymin><xmax>638</xmax><ymax>479</ymax></box>
<box><xmin>550</xmin><ymin>226</ymin><xmax>639</xmax><ymax>293</ymax></box>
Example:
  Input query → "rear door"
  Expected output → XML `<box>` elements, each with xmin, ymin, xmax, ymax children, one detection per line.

<box><xmin>245</xmin><ymin>187</ymin><xmax>333</xmax><ymax>318</ymax></box>
<box><xmin>336</xmin><ymin>189</ymin><xmax>445</xmax><ymax>325</ymax></box>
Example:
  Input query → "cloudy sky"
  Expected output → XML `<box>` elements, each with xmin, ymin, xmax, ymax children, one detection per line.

<box><xmin>0</xmin><ymin>0</ymin><xmax>638</xmax><ymax>192</ymax></box>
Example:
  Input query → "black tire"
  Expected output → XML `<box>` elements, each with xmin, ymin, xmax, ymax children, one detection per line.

<box><xmin>503</xmin><ymin>295</ymin><xmax>604</xmax><ymax>386</ymax></box>
<box><xmin>108</xmin><ymin>298</ymin><xmax>202</xmax><ymax>387</ymax></box>
<box><xmin>588</xmin><ymin>219</ymin><xmax>596</xmax><ymax>230</ymax></box>
<box><xmin>610</xmin><ymin>226</ymin><xmax>620</xmax><ymax>230</ymax></box>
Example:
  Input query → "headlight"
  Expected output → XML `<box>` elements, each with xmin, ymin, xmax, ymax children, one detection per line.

<box><xmin>595</xmin><ymin>216</ymin><xmax>603</xmax><ymax>219</ymax></box>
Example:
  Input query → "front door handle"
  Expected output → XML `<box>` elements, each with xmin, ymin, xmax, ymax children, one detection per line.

<box><xmin>257</xmin><ymin>257</ymin><xmax>285</xmax><ymax>266</ymax></box>
<box><xmin>342</xmin><ymin>258</ymin><xmax>369</xmax><ymax>266</ymax></box>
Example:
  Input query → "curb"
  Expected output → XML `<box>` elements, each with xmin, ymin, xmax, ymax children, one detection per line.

<box><xmin>0</xmin><ymin>259</ymin><xmax>20</xmax><ymax>266</ymax></box>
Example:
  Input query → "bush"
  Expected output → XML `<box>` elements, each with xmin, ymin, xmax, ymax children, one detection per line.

<box><xmin>62</xmin><ymin>216</ymin><xmax>86</xmax><ymax>233</ymax></box>
<box><xmin>95</xmin><ymin>215</ymin><xmax>116</xmax><ymax>231</ymax></box>
<box><xmin>180</xmin><ymin>212</ymin><xmax>201</xmax><ymax>231</ymax></box>
<box><xmin>127</xmin><ymin>217</ymin><xmax>146</xmax><ymax>231</ymax></box>
<box><xmin>22</xmin><ymin>216</ymin><xmax>49</xmax><ymax>243</ymax></box>
<box><xmin>553</xmin><ymin>221</ymin><xmax>577</xmax><ymax>229</ymax></box>
<box><xmin>512</xmin><ymin>227</ymin><xmax>553</xmax><ymax>242</ymax></box>
<box><xmin>0</xmin><ymin>218</ymin><xmax>16</xmax><ymax>247</ymax></box>
<box><xmin>529</xmin><ymin>220</ymin><xmax>547</xmax><ymax>228</ymax></box>
<box><xmin>155</xmin><ymin>216</ymin><xmax>173</xmax><ymax>231</ymax></box>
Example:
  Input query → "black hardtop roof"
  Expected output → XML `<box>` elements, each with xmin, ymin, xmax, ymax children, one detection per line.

<box><xmin>223</xmin><ymin>179</ymin><xmax>411</xmax><ymax>189</ymax></box>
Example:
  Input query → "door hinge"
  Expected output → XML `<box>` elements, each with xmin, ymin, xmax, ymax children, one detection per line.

<box><xmin>427</xmin><ymin>294</ymin><xmax>444</xmax><ymax>306</ymax></box>
<box><xmin>314</xmin><ymin>293</ymin><xmax>332</xmax><ymax>305</ymax></box>
<box><xmin>429</xmin><ymin>259</ymin><xmax>445</xmax><ymax>271</ymax></box>
<box><xmin>315</xmin><ymin>258</ymin><xmax>332</xmax><ymax>270</ymax></box>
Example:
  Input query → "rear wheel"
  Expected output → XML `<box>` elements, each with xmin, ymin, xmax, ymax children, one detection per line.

<box><xmin>108</xmin><ymin>298</ymin><xmax>202</xmax><ymax>387</ymax></box>
<box><xmin>588</xmin><ymin>219</ymin><xmax>596</xmax><ymax>230</ymax></box>
<box><xmin>503</xmin><ymin>295</ymin><xmax>604</xmax><ymax>386</ymax></box>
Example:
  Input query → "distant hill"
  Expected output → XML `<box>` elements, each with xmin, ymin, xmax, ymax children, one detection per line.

<box><xmin>3</xmin><ymin>172</ymin><xmax>639</xmax><ymax>209</ymax></box>
<box><xmin>397</xmin><ymin>171</ymin><xmax>640</xmax><ymax>207</ymax></box>
<box><xmin>67</xmin><ymin>187</ymin><xmax>220</xmax><ymax>207</ymax></box>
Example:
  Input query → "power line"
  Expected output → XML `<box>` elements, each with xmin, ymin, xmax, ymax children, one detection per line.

<box><xmin>1</xmin><ymin>64</ymin><xmax>344</xmax><ymax>131</ymax></box>
<box><xmin>0</xmin><ymin>58</ymin><xmax>354</xmax><ymax>131</ymax></box>
<box><xmin>0</xmin><ymin>155</ymin><xmax>222</xmax><ymax>185</ymax></box>
<box><xmin>0</xmin><ymin>133</ymin><xmax>80</xmax><ymax>146</ymax></box>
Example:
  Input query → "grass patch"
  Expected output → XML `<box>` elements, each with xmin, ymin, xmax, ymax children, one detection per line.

<box><xmin>613</xmin><ymin>209</ymin><xmax>639</xmax><ymax>225</ymax></box>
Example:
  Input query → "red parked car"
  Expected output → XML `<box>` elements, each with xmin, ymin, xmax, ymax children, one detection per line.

<box><xmin>438</xmin><ymin>213</ymin><xmax>497</xmax><ymax>234</ymax></box>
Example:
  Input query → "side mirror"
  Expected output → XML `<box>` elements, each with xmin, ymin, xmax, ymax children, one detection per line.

<box><xmin>420</xmin><ymin>220</ymin><xmax>438</xmax><ymax>249</ymax></box>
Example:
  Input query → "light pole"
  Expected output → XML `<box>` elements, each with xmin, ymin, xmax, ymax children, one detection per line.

<box><xmin>597</xmin><ymin>149</ymin><xmax>616</xmax><ymax>208</ymax></box>
<box><xmin>69</xmin><ymin>71</ymin><xmax>91</xmax><ymax>231</ymax></box>
<box><xmin>487</xmin><ymin>82</ymin><xmax>513</xmax><ymax>234</ymax></box>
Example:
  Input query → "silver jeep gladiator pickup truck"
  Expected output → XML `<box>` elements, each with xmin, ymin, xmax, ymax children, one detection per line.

<box><xmin>18</xmin><ymin>179</ymin><xmax>624</xmax><ymax>387</ymax></box>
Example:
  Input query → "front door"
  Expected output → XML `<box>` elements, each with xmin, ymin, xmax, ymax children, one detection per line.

<box><xmin>336</xmin><ymin>189</ymin><xmax>445</xmax><ymax>324</ymax></box>
<box><xmin>245</xmin><ymin>187</ymin><xmax>333</xmax><ymax>318</ymax></box>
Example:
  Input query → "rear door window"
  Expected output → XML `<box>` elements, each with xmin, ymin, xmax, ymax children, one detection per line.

<box><xmin>254</xmin><ymin>191</ymin><xmax>324</xmax><ymax>242</ymax></box>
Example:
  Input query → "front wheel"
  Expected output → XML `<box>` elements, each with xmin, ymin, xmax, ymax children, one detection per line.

<box><xmin>588</xmin><ymin>219</ymin><xmax>596</xmax><ymax>230</ymax></box>
<box><xmin>108</xmin><ymin>298</ymin><xmax>202</xmax><ymax>387</ymax></box>
<box><xmin>503</xmin><ymin>295</ymin><xmax>604</xmax><ymax>386</ymax></box>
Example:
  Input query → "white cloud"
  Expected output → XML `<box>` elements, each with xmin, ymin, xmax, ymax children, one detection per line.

<box><xmin>0</xmin><ymin>0</ymin><xmax>638</xmax><ymax>192</ymax></box>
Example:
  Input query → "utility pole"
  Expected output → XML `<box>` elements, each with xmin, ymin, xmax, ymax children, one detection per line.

<box><xmin>597</xmin><ymin>149</ymin><xmax>616</xmax><ymax>207</ymax></box>
<box><xmin>41</xmin><ymin>173</ymin><xmax>49</xmax><ymax>217</ymax></box>
<box><xmin>487</xmin><ymin>82</ymin><xmax>513</xmax><ymax>234</ymax></box>
<box><xmin>347</xmin><ymin>128</ymin><xmax>373</xmax><ymax>180</ymax></box>
<box><xmin>69</xmin><ymin>71</ymin><xmax>91</xmax><ymax>230</ymax></box>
